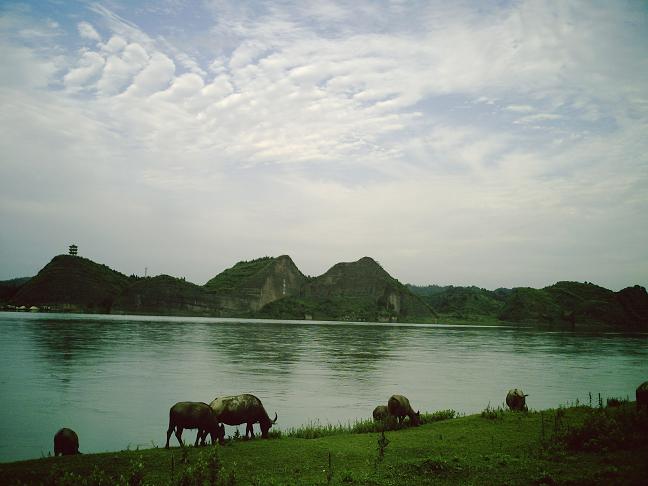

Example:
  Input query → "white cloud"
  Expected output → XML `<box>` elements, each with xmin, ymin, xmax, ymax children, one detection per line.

<box><xmin>97</xmin><ymin>40</ymin><xmax>149</xmax><ymax>96</ymax></box>
<box><xmin>124</xmin><ymin>52</ymin><xmax>175</xmax><ymax>97</ymax></box>
<box><xmin>515</xmin><ymin>113</ymin><xmax>563</xmax><ymax>124</ymax></box>
<box><xmin>64</xmin><ymin>51</ymin><xmax>105</xmax><ymax>90</ymax></box>
<box><xmin>78</xmin><ymin>21</ymin><xmax>101</xmax><ymax>41</ymax></box>
<box><xmin>505</xmin><ymin>104</ymin><xmax>534</xmax><ymax>113</ymax></box>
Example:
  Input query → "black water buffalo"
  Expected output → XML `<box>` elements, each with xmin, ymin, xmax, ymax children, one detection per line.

<box><xmin>209</xmin><ymin>394</ymin><xmax>277</xmax><ymax>439</ymax></box>
<box><xmin>387</xmin><ymin>395</ymin><xmax>420</xmax><ymax>426</ymax></box>
<box><xmin>165</xmin><ymin>401</ymin><xmax>225</xmax><ymax>448</ymax></box>
<box><xmin>373</xmin><ymin>405</ymin><xmax>389</xmax><ymax>421</ymax></box>
<box><xmin>637</xmin><ymin>381</ymin><xmax>648</xmax><ymax>409</ymax></box>
<box><xmin>506</xmin><ymin>388</ymin><xmax>528</xmax><ymax>411</ymax></box>
<box><xmin>54</xmin><ymin>428</ymin><xmax>79</xmax><ymax>456</ymax></box>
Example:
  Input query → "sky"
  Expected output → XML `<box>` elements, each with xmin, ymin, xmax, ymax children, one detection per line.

<box><xmin>1</xmin><ymin>0</ymin><xmax>647</xmax><ymax>290</ymax></box>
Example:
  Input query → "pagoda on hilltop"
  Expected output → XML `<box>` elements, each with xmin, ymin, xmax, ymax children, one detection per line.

<box><xmin>68</xmin><ymin>244</ymin><xmax>78</xmax><ymax>256</ymax></box>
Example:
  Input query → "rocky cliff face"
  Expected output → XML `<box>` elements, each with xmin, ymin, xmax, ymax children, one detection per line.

<box><xmin>111</xmin><ymin>275</ymin><xmax>219</xmax><ymax>316</ymax></box>
<box><xmin>256</xmin><ymin>255</ymin><xmax>307</xmax><ymax>309</ymax></box>
<box><xmin>205</xmin><ymin>255</ymin><xmax>307</xmax><ymax>314</ymax></box>
<box><xmin>295</xmin><ymin>256</ymin><xmax>435</xmax><ymax>320</ymax></box>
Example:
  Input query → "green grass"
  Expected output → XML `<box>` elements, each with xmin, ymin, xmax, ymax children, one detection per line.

<box><xmin>2</xmin><ymin>404</ymin><xmax>647</xmax><ymax>485</ymax></box>
<box><xmin>268</xmin><ymin>410</ymin><xmax>457</xmax><ymax>439</ymax></box>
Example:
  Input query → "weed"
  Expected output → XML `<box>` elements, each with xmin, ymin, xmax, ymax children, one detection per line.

<box><xmin>374</xmin><ymin>429</ymin><xmax>390</xmax><ymax>470</ymax></box>
<box><xmin>606</xmin><ymin>397</ymin><xmax>626</xmax><ymax>408</ymax></box>
<box><xmin>118</xmin><ymin>456</ymin><xmax>144</xmax><ymax>486</ymax></box>
<box><xmin>325</xmin><ymin>451</ymin><xmax>333</xmax><ymax>485</ymax></box>
<box><xmin>481</xmin><ymin>402</ymin><xmax>504</xmax><ymax>420</ymax></box>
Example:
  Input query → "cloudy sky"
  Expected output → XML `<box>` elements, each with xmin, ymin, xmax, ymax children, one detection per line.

<box><xmin>1</xmin><ymin>0</ymin><xmax>647</xmax><ymax>290</ymax></box>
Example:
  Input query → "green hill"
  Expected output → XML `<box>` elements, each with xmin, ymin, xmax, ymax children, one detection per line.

<box><xmin>406</xmin><ymin>281</ymin><xmax>648</xmax><ymax>330</ymax></box>
<box><xmin>5</xmin><ymin>253</ymin><xmax>647</xmax><ymax>328</ymax></box>
<box><xmin>498</xmin><ymin>281</ymin><xmax>648</xmax><ymax>329</ymax></box>
<box><xmin>0</xmin><ymin>277</ymin><xmax>31</xmax><ymax>303</ymax></box>
<box><xmin>205</xmin><ymin>256</ymin><xmax>276</xmax><ymax>292</ymax></box>
<box><xmin>408</xmin><ymin>285</ymin><xmax>505</xmax><ymax>321</ymax></box>
<box><xmin>260</xmin><ymin>257</ymin><xmax>436</xmax><ymax>321</ymax></box>
<box><xmin>204</xmin><ymin>255</ymin><xmax>307</xmax><ymax>315</ymax></box>
<box><xmin>12</xmin><ymin>255</ymin><xmax>131</xmax><ymax>313</ymax></box>
<box><xmin>112</xmin><ymin>275</ymin><xmax>219</xmax><ymax>316</ymax></box>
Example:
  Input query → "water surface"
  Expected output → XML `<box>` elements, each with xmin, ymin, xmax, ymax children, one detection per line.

<box><xmin>1</xmin><ymin>312</ymin><xmax>646</xmax><ymax>462</ymax></box>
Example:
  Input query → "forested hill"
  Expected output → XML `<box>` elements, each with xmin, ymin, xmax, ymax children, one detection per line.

<box><xmin>11</xmin><ymin>255</ymin><xmax>131</xmax><ymax>313</ymax></box>
<box><xmin>408</xmin><ymin>282</ymin><xmax>648</xmax><ymax>330</ymax></box>
<box><xmin>2</xmin><ymin>254</ymin><xmax>647</xmax><ymax>329</ymax></box>
<box><xmin>1</xmin><ymin>254</ymin><xmax>432</xmax><ymax>322</ymax></box>
<box><xmin>258</xmin><ymin>256</ymin><xmax>435</xmax><ymax>322</ymax></box>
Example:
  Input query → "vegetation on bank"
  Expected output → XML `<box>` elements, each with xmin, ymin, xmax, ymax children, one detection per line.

<box><xmin>2</xmin><ymin>402</ymin><xmax>647</xmax><ymax>485</ymax></box>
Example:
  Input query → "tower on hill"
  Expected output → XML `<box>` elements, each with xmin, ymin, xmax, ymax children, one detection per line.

<box><xmin>68</xmin><ymin>244</ymin><xmax>78</xmax><ymax>256</ymax></box>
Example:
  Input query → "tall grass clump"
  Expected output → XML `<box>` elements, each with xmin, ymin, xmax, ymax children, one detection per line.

<box><xmin>481</xmin><ymin>402</ymin><xmax>505</xmax><ymax>420</ymax></box>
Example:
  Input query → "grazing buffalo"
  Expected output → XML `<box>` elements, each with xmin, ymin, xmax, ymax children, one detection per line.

<box><xmin>387</xmin><ymin>395</ymin><xmax>420</xmax><ymax>426</ymax></box>
<box><xmin>209</xmin><ymin>394</ymin><xmax>277</xmax><ymax>439</ymax></box>
<box><xmin>373</xmin><ymin>405</ymin><xmax>389</xmax><ymax>421</ymax></box>
<box><xmin>165</xmin><ymin>401</ymin><xmax>225</xmax><ymax>448</ymax></box>
<box><xmin>506</xmin><ymin>389</ymin><xmax>528</xmax><ymax>411</ymax></box>
<box><xmin>54</xmin><ymin>428</ymin><xmax>79</xmax><ymax>456</ymax></box>
<box><xmin>637</xmin><ymin>381</ymin><xmax>648</xmax><ymax>410</ymax></box>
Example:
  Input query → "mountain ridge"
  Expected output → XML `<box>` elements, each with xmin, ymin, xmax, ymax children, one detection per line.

<box><xmin>3</xmin><ymin>255</ymin><xmax>647</xmax><ymax>329</ymax></box>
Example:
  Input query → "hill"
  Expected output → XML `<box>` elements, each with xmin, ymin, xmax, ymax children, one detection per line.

<box><xmin>111</xmin><ymin>275</ymin><xmax>219</xmax><ymax>316</ymax></box>
<box><xmin>405</xmin><ymin>281</ymin><xmax>648</xmax><ymax>330</ymax></box>
<box><xmin>11</xmin><ymin>255</ymin><xmax>131</xmax><ymax>313</ymax></box>
<box><xmin>499</xmin><ymin>281</ymin><xmax>648</xmax><ymax>329</ymax></box>
<box><xmin>0</xmin><ymin>277</ymin><xmax>31</xmax><ymax>303</ymax></box>
<box><xmin>5</xmin><ymin>253</ymin><xmax>647</xmax><ymax>328</ymax></box>
<box><xmin>408</xmin><ymin>284</ymin><xmax>505</xmax><ymax>321</ymax></box>
<box><xmin>259</xmin><ymin>257</ymin><xmax>436</xmax><ymax>321</ymax></box>
<box><xmin>205</xmin><ymin>255</ymin><xmax>307</xmax><ymax>315</ymax></box>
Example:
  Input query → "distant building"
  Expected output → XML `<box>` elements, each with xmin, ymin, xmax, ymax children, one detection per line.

<box><xmin>69</xmin><ymin>244</ymin><xmax>78</xmax><ymax>256</ymax></box>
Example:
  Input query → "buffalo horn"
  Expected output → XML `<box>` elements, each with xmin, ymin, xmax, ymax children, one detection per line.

<box><xmin>273</xmin><ymin>412</ymin><xmax>278</xmax><ymax>423</ymax></box>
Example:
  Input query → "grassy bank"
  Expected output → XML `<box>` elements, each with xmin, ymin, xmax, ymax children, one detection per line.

<box><xmin>2</xmin><ymin>404</ymin><xmax>647</xmax><ymax>485</ymax></box>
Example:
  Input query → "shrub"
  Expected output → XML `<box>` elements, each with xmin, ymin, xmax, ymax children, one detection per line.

<box><xmin>552</xmin><ymin>404</ymin><xmax>648</xmax><ymax>452</ymax></box>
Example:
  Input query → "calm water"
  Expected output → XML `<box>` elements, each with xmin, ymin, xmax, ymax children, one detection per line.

<box><xmin>1</xmin><ymin>312</ymin><xmax>647</xmax><ymax>462</ymax></box>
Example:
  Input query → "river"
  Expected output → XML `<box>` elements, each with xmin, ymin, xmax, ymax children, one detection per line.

<box><xmin>1</xmin><ymin>312</ymin><xmax>646</xmax><ymax>462</ymax></box>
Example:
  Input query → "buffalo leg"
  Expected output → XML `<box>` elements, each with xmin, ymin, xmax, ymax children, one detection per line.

<box><xmin>198</xmin><ymin>429</ymin><xmax>207</xmax><ymax>446</ymax></box>
<box><xmin>246</xmin><ymin>422</ymin><xmax>255</xmax><ymax>438</ymax></box>
<box><xmin>175</xmin><ymin>426</ymin><xmax>184</xmax><ymax>447</ymax></box>
<box><xmin>165</xmin><ymin>425</ymin><xmax>174</xmax><ymax>449</ymax></box>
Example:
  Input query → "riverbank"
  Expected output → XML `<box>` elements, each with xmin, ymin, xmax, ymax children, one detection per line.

<box><xmin>2</xmin><ymin>404</ymin><xmax>647</xmax><ymax>485</ymax></box>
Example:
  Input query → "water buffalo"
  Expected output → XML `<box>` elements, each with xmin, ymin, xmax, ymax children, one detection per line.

<box><xmin>165</xmin><ymin>401</ymin><xmax>225</xmax><ymax>448</ymax></box>
<box><xmin>54</xmin><ymin>428</ymin><xmax>79</xmax><ymax>456</ymax></box>
<box><xmin>637</xmin><ymin>381</ymin><xmax>648</xmax><ymax>409</ymax></box>
<box><xmin>387</xmin><ymin>395</ymin><xmax>420</xmax><ymax>426</ymax></box>
<box><xmin>373</xmin><ymin>405</ymin><xmax>389</xmax><ymax>421</ymax></box>
<box><xmin>506</xmin><ymin>388</ymin><xmax>528</xmax><ymax>411</ymax></box>
<box><xmin>209</xmin><ymin>394</ymin><xmax>277</xmax><ymax>439</ymax></box>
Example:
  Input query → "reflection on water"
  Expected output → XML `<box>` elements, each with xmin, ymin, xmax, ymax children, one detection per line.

<box><xmin>0</xmin><ymin>312</ymin><xmax>647</xmax><ymax>462</ymax></box>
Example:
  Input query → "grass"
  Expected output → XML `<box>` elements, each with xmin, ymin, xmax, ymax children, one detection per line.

<box><xmin>268</xmin><ymin>410</ymin><xmax>457</xmax><ymax>439</ymax></box>
<box><xmin>2</xmin><ymin>404</ymin><xmax>647</xmax><ymax>485</ymax></box>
